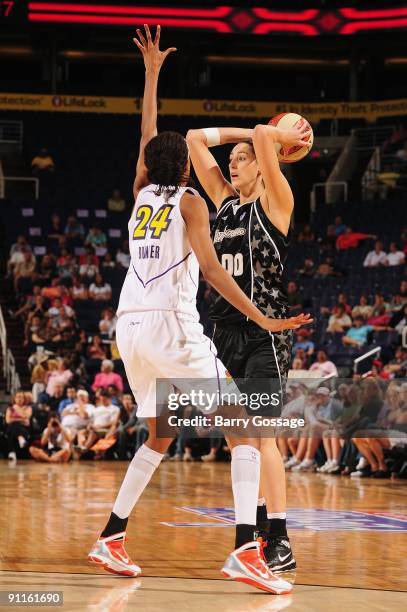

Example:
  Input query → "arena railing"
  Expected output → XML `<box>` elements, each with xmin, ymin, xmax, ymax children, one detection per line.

<box><xmin>0</xmin><ymin>305</ymin><xmax>21</xmax><ymax>395</ymax></box>
<box><xmin>310</xmin><ymin>181</ymin><xmax>348</xmax><ymax>211</ymax></box>
<box><xmin>0</xmin><ymin>176</ymin><xmax>40</xmax><ymax>200</ymax></box>
<box><xmin>353</xmin><ymin>346</ymin><xmax>381</xmax><ymax>376</ymax></box>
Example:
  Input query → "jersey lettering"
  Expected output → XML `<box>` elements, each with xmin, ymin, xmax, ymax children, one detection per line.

<box><xmin>221</xmin><ymin>253</ymin><xmax>244</xmax><ymax>277</ymax></box>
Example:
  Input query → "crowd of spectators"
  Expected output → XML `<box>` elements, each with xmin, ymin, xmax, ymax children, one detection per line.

<box><xmin>1</xmin><ymin>205</ymin><xmax>406</xmax><ymax>476</ymax></box>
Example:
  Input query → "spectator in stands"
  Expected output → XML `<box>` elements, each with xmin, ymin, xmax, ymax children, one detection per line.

<box><xmin>290</xmin><ymin>388</ymin><xmax>342</xmax><ymax>472</ymax></box>
<box><xmin>71</xmin><ymin>276</ymin><xmax>88</xmax><ymax>300</ymax></box>
<box><xmin>57</xmin><ymin>386</ymin><xmax>77</xmax><ymax>415</ymax></box>
<box><xmin>299</xmin><ymin>257</ymin><xmax>316</xmax><ymax>277</ymax></box>
<box><xmin>64</xmin><ymin>216</ymin><xmax>85</xmax><ymax>242</ymax></box>
<box><xmin>6</xmin><ymin>391</ymin><xmax>32</xmax><ymax>463</ymax></box>
<box><xmin>332</xmin><ymin>291</ymin><xmax>352</xmax><ymax>315</ymax></box>
<box><xmin>87</xmin><ymin>335</ymin><xmax>108</xmax><ymax>361</ymax></box>
<box><xmin>390</xmin><ymin>303</ymin><xmax>407</xmax><ymax>336</ymax></box>
<box><xmin>9</xmin><ymin>235</ymin><xmax>31</xmax><ymax>258</ymax></box>
<box><xmin>352</xmin><ymin>295</ymin><xmax>373</xmax><ymax>321</ymax></box>
<box><xmin>363</xmin><ymin>240</ymin><xmax>387</xmax><ymax>267</ymax></box>
<box><xmin>13</xmin><ymin>290</ymin><xmax>45</xmax><ymax>321</ymax></box>
<box><xmin>116</xmin><ymin>240</ymin><xmax>130</xmax><ymax>269</ymax></box>
<box><xmin>24</xmin><ymin>314</ymin><xmax>46</xmax><ymax>348</ymax></box>
<box><xmin>31</xmin><ymin>148</ymin><xmax>54</xmax><ymax>174</ymax></box>
<box><xmin>76</xmin><ymin>389</ymin><xmax>120</xmax><ymax>456</ymax></box>
<box><xmin>57</xmin><ymin>250</ymin><xmax>78</xmax><ymax>280</ymax></box>
<box><xmin>370</xmin><ymin>293</ymin><xmax>391</xmax><ymax>318</ymax></box>
<box><xmin>336</xmin><ymin>227</ymin><xmax>376</xmax><ymax>250</ymax></box>
<box><xmin>342</xmin><ymin>317</ymin><xmax>374</xmax><ymax>347</ymax></box>
<box><xmin>293</xmin><ymin>331</ymin><xmax>314</xmax><ymax>358</ymax></box>
<box><xmin>13</xmin><ymin>249</ymin><xmax>36</xmax><ymax>294</ymax></box>
<box><xmin>107</xmin><ymin>384</ymin><xmax>122</xmax><ymax>407</ymax></box>
<box><xmin>40</xmin><ymin>381</ymin><xmax>66</xmax><ymax>415</ymax></box>
<box><xmin>102</xmin><ymin>252</ymin><xmax>116</xmax><ymax>271</ymax></box>
<box><xmin>31</xmin><ymin>364</ymin><xmax>47</xmax><ymax>403</ymax></box>
<box><xmin>60</xmin><ymin>389</ymin><xmax>94</xmax><ymax>442</ymax></box>
<box><xmin>29</xmin><ymin>415</ymin><xmax>71</xmax><ymax>463</ymax></box>
<box><xmin>309</xmin><ymin>350</ymin><xmax>338</xmax><ymax>378</ymax></box>
<box><xmin>334</xmin><ymin>215</ymin><xmax>346</xmax><ymax>236</ymax></box>
<box><xmin>47</xmin><ymin>213</ymin><xmax>64</xmax><ymax>245</ymax></box>
<box><xmin>319</xmin><ymin>224</ymin><xmax>337</xmax><ymax>252</ymax></box>
<box><xmin>45</xmin><ymin>359</ymin><xmax>73</xmax><ymax>396</ymax></box>
<box><xmin>79</xmin><ymin>245</ymin><xmax>99</xmax><ymax>266</ymax></box>
<box><xmin>297</xmin><ymin>224</ymin><xmax>315</xmax><ymax>243</ymax></box>
<box><xmin>99</xmin><ymin>307</ymin><xmax>116</xmax><ymax>338</ymax></box>
<box><xmin>37</xmin><ymin>253</ymin><xmax>57</xmax><ymax>284</ymax></box>
<box><xmin>385</xmin><ymin>242</ymin><xmax>405</xmax><ymax>267</ymax></box>
<box><xmin>107</xmin><ymin>188</ymin><xmax>126</xmax><ymax>213</ymax></box>
<box><xmin>79</xmin><ymin>255</ymin><xmax>99</xmax><ymax>283</ymax></box>
<box><xmin>41</xmin><ymin>278</ymin><xmax>63</xmax><ymax>301</ymax></box>
<box><xmin>92</xmin><ymin>359</ymin><xmax>123</xmax><ymax>392</ymax></box>
<box><xmin>89</xmin><ymin>273</ymin><xmax>112</xmax><ymax>301</ymax></box>
<box><xmin>85</xmin><ymin>226</ymin><xmax>107</xmax><ymax>250</ymax></box>
<box><xmin>384</xmin><ymin>348</ymin><xmax>407</xmax><ymax>379</ymax></box>
<box><xmin>287</xmin><ymin>281</ymin><xmax>302</xmax><ymax>313</ymax></box>
<box><xmin>115</xmin><ymin>394</ymin><xmax>138</xmax><ymax>459</ymax></box>
<box><xmin>400</xmin><ymin>280</ymin><xmax>407</xmax><ymax>298</ymax></box>
<box><xmin>327</xmin><ymin>305</ymin><xmax>352</xmax><ymax>333</ymax></box>
<box><xmin>47</xmin><ymin>297</ymin><xmax>74</xmax><ymax>320</ymax></box>
<box><xmin>395</xmin><ymin>140</ymin><xmax>407</xmax><ymax>162</ymax></box>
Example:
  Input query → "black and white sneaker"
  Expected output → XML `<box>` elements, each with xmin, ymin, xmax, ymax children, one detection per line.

<box><xmin>264</xmin><ymin>536</ymin><xmax>297</xmax><ymax>573</ymax></box>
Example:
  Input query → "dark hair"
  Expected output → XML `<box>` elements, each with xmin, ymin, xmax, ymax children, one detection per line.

<box><xmin>144</xmin><ymin>131</ymin><xmax>188</xmax><ymax>200</ymax></box>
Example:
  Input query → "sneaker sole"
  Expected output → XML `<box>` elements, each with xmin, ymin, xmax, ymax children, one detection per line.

<box><xmin>268</xmin><ymin>561</ymin><xmax>297</xmax><ymax>573</ymax></box>
<box><xmin>88</xmin><ymin>555</ymin><xmax>140</xmax><ymax>577</ymax></box>
<box><xmin>221</xmin><ymin>568</ymin><xmax>292</xmax><ymax>595</ymax></box>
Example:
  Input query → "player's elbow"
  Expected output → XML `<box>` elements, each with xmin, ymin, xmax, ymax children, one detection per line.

<box><xmin>186</xmin><ymin>129</ymin><xmax>204</xmax><ymax>144</ymax></box>
<box><xmin>253</xmin><ymin>124</ymin><xmax>268</xmax><ymax>142</ymax></box>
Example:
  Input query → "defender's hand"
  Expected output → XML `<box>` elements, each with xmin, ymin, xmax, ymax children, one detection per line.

<box><xmin>259</xmin><ymin>312</ymin><xmax>313</xmax><ymax>332</ymax></box>
<box><xmin>133</xmin><ymin>24</ymin><xmax>177</xmax><ymax>73</ymax></box>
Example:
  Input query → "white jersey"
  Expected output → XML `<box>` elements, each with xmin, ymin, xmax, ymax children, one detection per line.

<box><xmin>117</xmin><ymin>184</ymin><xmax>200</xmax><ymax>319</ymax></box>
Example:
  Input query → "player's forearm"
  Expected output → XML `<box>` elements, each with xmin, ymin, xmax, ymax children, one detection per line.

<box><xmin>203</xmin><ymin>265</ymin><xmax>265</xmax><ymax>327</ymax></box>
<box><xmin>140</xmin><ymin>69</ymin><xmax>159</xmax><ymax>142</ymax></box>
<box><xmin>188</xmin><ymin>127</ymin><xmax>253</xmax><ymax>147</ymax></box>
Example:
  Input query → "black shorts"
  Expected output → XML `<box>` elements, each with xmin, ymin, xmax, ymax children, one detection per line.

<box><xmin>213</xmin><ymin>324</ymin><xmax>293</xmax><ymax>416</ymax></box>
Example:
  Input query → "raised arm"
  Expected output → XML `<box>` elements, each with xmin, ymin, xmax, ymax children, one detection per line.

<box><xmin>186</xmin><ymin>127</ymin><xmax>252</xmax><ymax>209</ymax></box>
<box><xmin>252</xmin><ymin>123</ymin><xmax>311</xmax><ymax>235</ymax></box>
<box><xmin>180</xmin><ymin>192</ymin><xmax>312</xmax><ymax>333</ymax></box>
<box><xmin>132</xmin><ymin>25</ymin><xmax>176</xmax><ymax>199</ymax></box>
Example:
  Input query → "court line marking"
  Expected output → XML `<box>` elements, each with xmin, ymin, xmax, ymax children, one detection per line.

<box><xmin>0</xmin><ymin>570</ymin><xmax>406</xmax><ymax>593</ymax></box>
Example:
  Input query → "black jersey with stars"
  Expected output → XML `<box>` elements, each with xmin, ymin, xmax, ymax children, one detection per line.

<box><xmin>209</xmin><ymin>195</ymin><xmax>291</xmax><ymax>326</ymax></box>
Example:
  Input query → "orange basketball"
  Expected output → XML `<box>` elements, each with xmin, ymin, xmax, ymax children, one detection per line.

<box><xmin>269</xmin><ymin>112</ymin><xmax>313</xmax><ymax>163</ymax></box>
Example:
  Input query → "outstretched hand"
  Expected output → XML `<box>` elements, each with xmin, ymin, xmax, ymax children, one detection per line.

<box><xmin>133</xmin><ymin>24</ymin><xmax>177</xmax><ymax>73</ymax></box>
<box><xmin>260</xmin><ymin>312</ymin><xmax>313</xmax><ymax>333</ymax></box>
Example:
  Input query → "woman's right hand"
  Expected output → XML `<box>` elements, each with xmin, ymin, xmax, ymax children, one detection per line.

<box><xmin>133</xmin><ymin>24</ymin><xmax>176</xmax><ymax>74</ymax></box>
<box><xmin>259</xmin><ymin>312</ymin><xmax>313</xmax><ymax>332</ymax></box>
<box><xmin>278</xmin><ymin>121</ymin><xmax>312</xmax><ymax>149</ymax></box>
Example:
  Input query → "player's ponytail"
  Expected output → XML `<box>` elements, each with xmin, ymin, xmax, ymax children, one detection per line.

<box><xmin>144</xmin><ymin>131</ymin><xmax>189</xmax><ymax>201</ymax></box>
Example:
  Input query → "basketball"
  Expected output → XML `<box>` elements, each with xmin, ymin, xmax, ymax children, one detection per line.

<box><xmin>269</xmin><ymin>112</ymin><xmax>314</xmax><ymax>163</ymax></box>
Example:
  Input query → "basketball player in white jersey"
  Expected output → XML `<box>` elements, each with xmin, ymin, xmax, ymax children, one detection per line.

<box><xmin>186</xmin><ymin>120</ymin><xmax>311</xmax><ymax>572</ymax></box>
<box><xmin>88</xmin><ymin>26</ymin><xmax>311</xmax><ymax>594</ymax></box>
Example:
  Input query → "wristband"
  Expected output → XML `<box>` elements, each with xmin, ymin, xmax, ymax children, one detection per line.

<box><xmin>202</xmin><ymin>127</ymin><xmax>221</xmax><ymax>147</ymax></box>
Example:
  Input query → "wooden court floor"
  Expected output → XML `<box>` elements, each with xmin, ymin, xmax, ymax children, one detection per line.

<box><xmin>0</xmin><ymin>460</ymin><xmax>406</xmax><ymax>611</ymax></box>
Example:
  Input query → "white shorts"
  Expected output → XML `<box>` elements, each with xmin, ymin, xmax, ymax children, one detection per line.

<box><xmin>116</xmin><ymin>311</ymin><xmax>238</xmax><ymax>418</ymax></box>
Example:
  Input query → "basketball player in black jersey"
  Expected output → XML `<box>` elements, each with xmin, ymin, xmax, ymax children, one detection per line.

<box><xmin>186</xmin><ymin>122</ymin><xmax>312</xmax><ymax>572</ymax></box>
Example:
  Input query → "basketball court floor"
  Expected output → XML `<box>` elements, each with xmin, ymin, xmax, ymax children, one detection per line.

<box><xmin>1</xmin><ymin>461</ymin><xmax>406</xmax><ymax>611</ymax></box>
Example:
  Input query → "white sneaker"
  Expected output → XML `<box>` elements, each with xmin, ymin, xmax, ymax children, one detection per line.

<box><xmin>284</xmin><ymin>457</ymin><xmax>300</xmax><ymax>470</ymax></box>
<box><xmin>8</xmin><ymin>452</ymin><xmax>17</xmax><ymax>464</ymax></box>
<box><xmin>88</xmin><ymin>532</ymin><xmax>141</xmax><ymax>577</ymax></box>
<box><xmin>355</xmin><ymin>457</ymin><xmax>368</xmax><ymax>471</ymax></box>
<box><xmin>317</xmin><ymin>460</ymin><xmax>332</xmax><ymax>473</ymax></box>
<box><xmin>292</xmin><ymin>459</ymin><xmax>316</xmax><ymax>472</ymax></box>
<box><xmin>326</xmin><ymin>460</ymin><xmax>340</xmax><ymax>473</ymax></box>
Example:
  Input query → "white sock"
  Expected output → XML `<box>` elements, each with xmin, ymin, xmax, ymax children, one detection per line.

<box><xmin>231</xmin><ymin>445</ymin><xmax>260</xmax><ymax>525</ymax></box>
<box><xmin>112</xmin><ymin>444</ymin><xmax>164</xmax><ymax>518</ymax></box>
<box><xmin>267</xmin><ymin>512</ymin><xmax>287</xmax><ymax>520</ymax></box>
<box><xmin>257</xmin><ymin>497</ymin><xmax>266</xmax><ymax>506</ymax></box>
